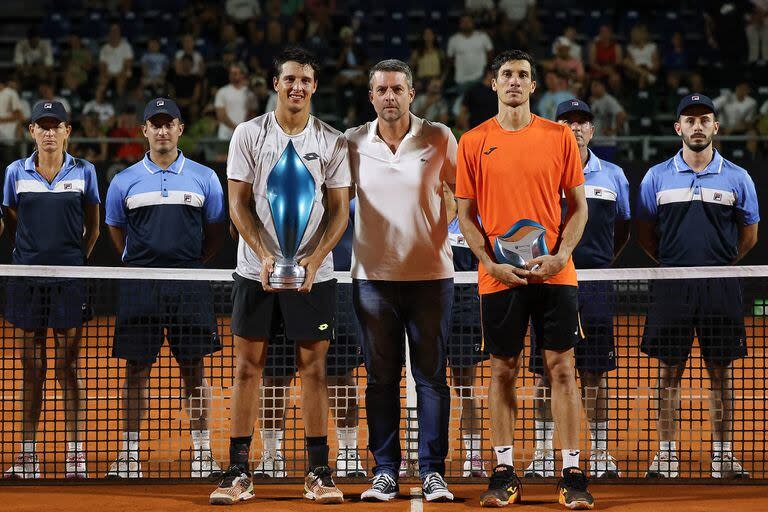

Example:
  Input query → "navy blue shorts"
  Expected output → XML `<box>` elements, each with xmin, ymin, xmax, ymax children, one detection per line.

<box><xmin>447</xmin><ymin>283</ymin><xmax>488</xmax><ymax>371</ymax></box>
<box><xmin>641</xmin><ymin>278</ymin><xmax>747</xmax><ymax>367</ymax></box>
<box><xmin>262</xmin><ymin>283</ymin><xmax>363</xmax><ymax>379</ymax></box>
<box><xmin>529</xmin><ymin>281</ymin><xmax>615</xmax><ymax>375</ymax></box>
<box><xmin>5</xmin><ymin>277</ymin><xmax>89</xmax><ymax>330</ymax></box>
<box><xmin>112</xmin><ymin>280</ymin><xmax>221</xmax><ymax>364</ymax></box>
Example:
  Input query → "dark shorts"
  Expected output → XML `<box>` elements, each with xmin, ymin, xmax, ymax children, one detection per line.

<box><xmin>447</xmin><ymin>283</ymin><xmax>488</xmax><ymax>370</ymax></box>
<box><xmin>112</xmin><ymin>280</ymin><xmax>221</xmax><ymax>364</ymax></box>
<box><xmin>481</xmin><ymin>284</ymin><xmax>580</xmax><ymax>358</ymax></box>
<box><xmin>263</xmin><ymin>283</ymin><xmax>363</xmax><ymax>379</ymax></box>
<box><xmin>641</xmin><ymin>278</ymin><xmax>747</xmax><ymax>367</ymax></box>
<box><xmin>529</xmin><ymin>280</ymin><xmax>616</xmax><ymax>375</ymax></box>
<box><xmin>231</xmin><ymin>273</ymin><xmax>337</xmax><ymax>342</ymax></box>
<box><xmin>5</xmin><ymin>277</ymin><xmax>89</xmax><ymax>330</ymax></box>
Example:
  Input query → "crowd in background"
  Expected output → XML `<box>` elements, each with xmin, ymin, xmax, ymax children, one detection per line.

<box><xmin>2</xmin><ymin>0</ymin><xmax>768</xmax><ymax>166</ymax></box>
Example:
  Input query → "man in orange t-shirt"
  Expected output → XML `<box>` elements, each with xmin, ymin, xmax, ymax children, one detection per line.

<box><xmin>455</xmin><ymin>50</ymin><xmax>592</xmax><ymax>510</ymax></box>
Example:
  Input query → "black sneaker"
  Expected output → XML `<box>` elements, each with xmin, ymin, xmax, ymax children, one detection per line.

<box><xmin>360</xmin><ymin>472</ymin><xmax>399</xmax><ymax>502</ymax></box>
<box><xmin>480</xmin><ymin>464</ymin><xmax>522</xmax><ymax>507</ymax></box>
<box><xmin>557</xmin><ymin>467</ymin><xmax>594</xmax><ymax>510</ymax></box>
<box><xmin>422</xmin><ymin>472</ymin><xmax>454</xmax><ymax>502</ymax></box>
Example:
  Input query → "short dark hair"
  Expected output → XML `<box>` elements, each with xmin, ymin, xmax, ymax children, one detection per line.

<box><xmin>368</xmin><ymin>59</ymin><xmax>413</xmax><ymax>89</ymax></box>
<box><xmin>273</xmin><ymin>46</ymin><xmax>320</xmax><ymax>81</ymax></box>
<box><xmin>491</xmin><ymin>50</ymin><xmax>537</xmax><ymax>83</ymax></box>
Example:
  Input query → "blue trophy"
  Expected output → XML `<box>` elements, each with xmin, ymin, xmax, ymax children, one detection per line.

<box><xmin>266</xmin><ymin>140</ymin><xmax>316</xmax><ymax>289</ymax></box>
<box><xmin>493</xmin><ymin>219</ymin><xmax>549</xmax><ymax>269</ymax></box>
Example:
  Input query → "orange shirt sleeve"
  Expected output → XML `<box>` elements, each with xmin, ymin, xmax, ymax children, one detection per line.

<box><xmin>455</xmin><ymin>133</ymin><xmax>478</xmax><ymax>199</ymax></box>
<box><xmin>559</xmin><ymin>126</ymin><xmax>585</xmax><ymax>191</ymax></box>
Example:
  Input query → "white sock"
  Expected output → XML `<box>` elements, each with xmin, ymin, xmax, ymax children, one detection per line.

<box><xmin>463</xmin><ymin>433</ymin><xmax>483</xmax><ymax>457</ymax></box>
<box><xmin>534</xmin><ymin>420</ymin><xmax>555</xmax><ymax>451</ymax></box>
<box><xmin>67</xmin><ymin>441</ymin><xmax>84</xmax><ymax>455</ymax></box>
<box><xmin>589</xmin><ymin>421</ymin><xmax>608</xmax><ymax>452</ymax></box>
<box><xmin>659</xmin><ymin>440</ymin><xmax>677</xmax><ymax>455</ymax></box>
<box><xmin>494</xmin><ymin>445</ymin><xmax>514</xmax><ymax>467</ymax></box>
<box><xmin>336</xmin><ymin>426</ymin><xmax>357</xmax><ymax>451</ymax></box>
<box><xmin>22</xmin><ymin>441</ymin><xmax>36</xmax><ymax>454</ymax></box>
<box><xmin>261</xmin><ymin>428</ymin><xmax>283</xmax><ymax>456</ymax></box>
<box><xmin>122</xmin><ymin>431</ymin><xmax>140</xmax><ymax>458</ymax></box>
<box><xmin>713</xmin><ymin>441</ymin><xmax>732</xmax><ymax>457</ymax></box>
<box><xmin>191</xmin><ymin>429</ymin><xmax>210</xmax><ymax>452</ymax></box>
<box><xmin>561</xmin><ymin>449</ymin><xmax>580</xmax><ymax>470</ymax></box>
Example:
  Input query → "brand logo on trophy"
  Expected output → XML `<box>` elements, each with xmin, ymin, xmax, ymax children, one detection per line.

<box><xmin>266</xmin><ymin>140</ymin><xmax>316</xmax><ymax>289</ymax></box>
<box><xmin>493</xmin><ymin>219</ymin><xmax>549</xmax><ymax>269</ymax></box>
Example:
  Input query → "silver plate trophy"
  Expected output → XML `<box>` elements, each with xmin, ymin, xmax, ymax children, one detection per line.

<box><xmin>266</xmin><ymin>140</ymin><xmax>316</xmax><ymax>289</ymax></box>
<box><xmin>493</xmin><ymin>219</ymin><xmax>549</xmax><ymax>269</ymax></box>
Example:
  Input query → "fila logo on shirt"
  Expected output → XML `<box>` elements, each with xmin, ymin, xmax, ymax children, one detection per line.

<box><xmin>594</xmin><ymin>189</ymin><xmax>602</xmax><ymax>197</ymax></box>
<box><xmin>714</xmin><ymin>192</ymin><xmax>722</xmax><ymax>201</ymax></box>
<box><xmin>483</xmin><ymin>146</ymin><xmax>498</xmax><ymax>155</ymax></box>
<box><xmin>63</xmin><ymin>183</ymin><xmax>72</xmax><ymax>190</ymax></box>
<box><xmin>184</xmin><ymin>194</ymin><xmax>192</xmax><ymax>203</ymax></box>
<box><xmin>303</xmin><ymin>152</ymin><xmax>320</xmax><ymax>161</ymax></box>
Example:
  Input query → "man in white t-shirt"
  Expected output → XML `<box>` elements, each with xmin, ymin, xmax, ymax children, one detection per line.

<box><xmin>715</xmin><ymin>82</ymin><xmax>759</xmax><ymax>156</ymax></box>
<box><xmin>0</xmin><ymin>73</ymin><xmax>23</xmax><ymax>162</ymax></box>
<box><xmin>210</xmin><ymin>47</ymin><xmax>350</xmax><ymax>506</ymax></box>
<box><xmin>345</xmin><ymin>59</ymin><xmax>457</xmax><ymax>504</ymax></box>
<box><xmin>214</xmin><ymin>63</ymin><xmax>255</xmax><ymax>140</ymax></box>
<box><xmin>98</xmin><ymin>24</ymin><xmax>134</xmax><ymax>96</ymax></box>
<box><xmin>447</xmin><ymin>16</ymin><xmax>493</xmax><ymax>90</ymax></box>
<box><xmin>14</xmin><ymin>27</ymin><xmax>54</xmax><ymax>86</ymax></box>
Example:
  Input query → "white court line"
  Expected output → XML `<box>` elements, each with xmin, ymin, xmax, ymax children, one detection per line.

<box><xmin>410</xmin><ymin>487</ymin><xmax>423</xmax><ymax>512</ymax></box>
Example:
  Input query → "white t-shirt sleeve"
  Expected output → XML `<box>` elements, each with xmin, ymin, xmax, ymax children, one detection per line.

<box><xmin>122</xmin><ymin>40</ymin><xmax>134</xmax><ymax>60</ymax></box>
<box><xmin>446</xmin><ymin>35</ymin><xmax>457</xmax><ymax>58</ymax></box>
<box><xmin>324</xmin><ymin>135</ymin><xmax>352</xmax><ymax>189</ymax></box>
<box><xmin>481</xmin><ymin>32</ymin><xmax>493</xmax><ymax>52</ymax></box>
<box><xmin>226</xmin><ymin>123</ymin><xmax>256</xmax><ymax>183</ymax></box>
<box><xmin>214</xmin><ymin>87</ymin><xmax>226</xmax><ymax>109</ymax></box>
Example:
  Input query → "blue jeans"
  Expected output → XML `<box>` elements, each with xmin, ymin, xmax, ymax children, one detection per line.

<box><xmin>353</xmin><ymin>278</ymin><xmax>453</xmax><ymax>479</ymax></box>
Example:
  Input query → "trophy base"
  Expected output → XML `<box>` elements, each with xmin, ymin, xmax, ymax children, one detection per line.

<box><xmin>269</xmin><ymin>262</ymin><xmax>306</xmax><ymax>290</ymax></box>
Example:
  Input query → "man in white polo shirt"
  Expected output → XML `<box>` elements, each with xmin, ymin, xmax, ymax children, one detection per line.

<box><xmin>345</xmin><ymin>59</ymin><xmax>457</xmax><ymax>503</ymax></box>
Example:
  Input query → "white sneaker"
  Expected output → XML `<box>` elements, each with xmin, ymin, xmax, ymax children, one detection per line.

<box><xmin>463</xmin><ymin>453</ymin><xmax>487</xmax><ymax>477</ymax></box>
<box><xmin>646</xmin><ymin>452</ymin><xmax>678</xmax><ymax>478</ymax></box>
<box><xmin>422</xmin><ymin>472</ymin><xmax>454</xmax><ymax>502</ymax></box>
<box><xmin>589</xmin><ymin>450</ymin><xmax>620</xmax><ymax>478</ymax></box>
<box><xmin>191</xmin><ymin>450</ymin><xmax>222</xmax><ymax>478</ymax></box>
<box><xmin>712</xmin><ymin>453</ymin><xmax>750</xmax><ymax>478</ymax></box>
<box><xmin>524</xmin><ymin>449</ymin><xmax>555</xmax><ymax>477</ymax></box>
<box><xmin>252</xmin><ymin>450</ymin><xmax>286</xmax><ymax>478</ymax></box>
<box><xmin>4</xmin><ymin>453</ymin><xmax>41</xmax><ymax>479</ymax></box>
<box><xmin>336</xmin><ymin>448</ymin><xmax>366</xmax><ymax>477</ymax></box>
<box><xmin>106</xmin><ymin>454</ymin><xmax>143</xmax><ymax>478</ymax></box>
<box><xmin>65</xmin><ymin>452</ymin><xmax>88</xmax><ymax>479</ymax></box>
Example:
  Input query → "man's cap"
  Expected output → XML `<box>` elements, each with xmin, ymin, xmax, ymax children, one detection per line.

<box><xmin>30</xmin><ymin>101</ymin><xmax>68</xmax><ymax>123</ymax></box>
<box><xmin>143</xmin><ymin>97</ymin><xmax>182</xmax><ymax>122</ymax></box>
<box><xmin>676</xmin><ymin>93</ymin><xmax>716</xmax><ymax>117</ymax></box>
<box><xmin>555</xmin><ymin>99</ymin><xmax>593</xmax><ymax>121</ymax></box>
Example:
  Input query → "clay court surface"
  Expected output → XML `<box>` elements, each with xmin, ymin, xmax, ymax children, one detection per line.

<box><xmin>1</xmin><ymin>483</ymin><xmax>766</xmax><ymax>512</ymax></box>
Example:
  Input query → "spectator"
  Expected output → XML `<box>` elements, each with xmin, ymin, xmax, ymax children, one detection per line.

<box><xmin>259</xmin><ymin>21</ymin><xmax>286</xmax><ymax>71</ymax></box>
<box><xmin>14</xmin><ymin>27</ymin><xmax>54</xmax><ymax>87</ymax></box>
<box><xmin>411</xmin><ymin>77</ymin><xmax>450</xmax><ymax>124</ymax></box>
<box><xmin>410</xmin><ymin>28</ymin><xmax>446</xmax><ymax>85</ymax></box>
<box><xmin>335</xmin><ymin>26</ymin><xmax>366</xmax><ymax>85</ymax></box>
<box><xmin>209</xmin><ymin>48</ymin><xmax>238</xmax><ymax>88</ymax></box>
<box><xmin>171</xmin><ymin>55</ymin><xmax>202</xmax><ymax>121</ymax></box>
<box><xmin>589</xmin><ymin>78</ymin><xmax>627</xmax><ymax>161</ymax></box>
<box><xmin>746</xmin><ymin>4</ymin><xmax>768</xmax><ymax>64</ymax></box>
<box><xmin>537</xmin><ymin>71</ymin><xmax>575</xmax><ymax>120</ymax></box>
<box><xmin>495</xmin><ymin>13</ymin><xmax>533</xmax><ymax>55</ymax></box>
<box><xmin>219</xmin><ymin>23</ymin><xmax>243</xmax><ymax>58</ymax></box>
<box><xmin>447</xmin><ymin>15</ymin><xmax>493</xmax><ymax>92</ymax></box>
<box><xmin>498</xmin><ymin>0</ymin><xmax>539</xmax><ymax>34</ymax></box>
<box><xmin>714</xmin><ymin>82</ymin><xmax>758</xmax><ymax>136</ymax></box>
<box><xmin>664</xmin><ymin>32</ymin><xmax>690</xmax><ymax>74</ymax></box>
<box><xmin>175</xmin><ymin>34</ymin><xmax>206</xmax><ymax>77</ymax></box>
<box><xmin>214</xmin><ymin>62</ymin><xmax>254</xmax><ymax>140</ymax></box>
<box><xmin>108</xmin><ymin>107</ymin><xmax>144</xmax><ymax>162</ymax></box>
<box><xmin>251</xmin><ymin>76</ymin><xmax>275</xmax><ymax>116</ymax></box>
<box><xmin>705</xmin><ymin>2</ymin><xmax>749</xmax><ymax>69</ymax></box>
<box><xmin>551</xmin><ymin>26</ymin><xmax>582</xmax><ymax>61</ymax></box>
<box><xmin>241</xmin><ymin>21</ymin><xmax>266</xmax><ymax>76</ymax></box>
<box><xmin>178</xmin><ymin>104</ymin><xmax>220</xmax><ymax>161</ymax></box>
<box><xmin>226</xmin><ymin>0</ymin><xmax>261</xmax><ymax>22</ymax></box>
<box><xmin>0</xmin><ymin>73</ymin><xmax>23</xmax><ymax>163</ymax></box>
<box><xmin>82</xmin><ymin>86</ymin><xmax>116</xmax><ymax>129</ymax></box>
<box><xmin>550</xmin><ymin>38</ymin><xmax>585</xmax><ymax>81</ymax></box>
<box><xmin>141</xmin><ymin>38</ymin><xmax>170</xmax><ymax>92</ymax></box>
<box><xmin>588</xmin><ymin>25</ymin><xmax>623</xmax><ymax>91</ymax></box>
<box><xmin>465</xmin><ymin>0</ymin><xmax>495</xmax><ymax>24</ymax></box>
<box><xmin>623</xmin><ymin>24</ymin><xmax>659</xmax><ymax>88</ymax></box>
<box><xmin>62</xmin><ymin>35</ymin><xmax>94</xmax><ymax>94</ymax></box>
<box><xmin>457</xmin><ymin>67</ymin><xmax>496</xmax><ymax>130</ymax></box>
<box><xmin>36</xmin><ymin>81</ymin><xmax>71</xmax><ymax>115</ymax></box>
<box><xmin>99</xmin><ymin>24</ymin><xmax>134</xmax><ymax>96</ymax></box>
<box><xmin>72</xmin><ymin>113</ymin><xmax>108</xmax><ymax>164</ymax></box>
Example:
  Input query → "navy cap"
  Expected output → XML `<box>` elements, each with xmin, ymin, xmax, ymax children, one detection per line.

<box><xmin>555</xmin><ymin>98</ymin><xmax>594</xmax><ymax>121</ymax></box>
<box><xmin>30</xmin><ymin>101</ymin><xmax>68</xmax><ymax>124</ymax></box>
<box><xmin>676</xmin><ymin>93</ymin><xmax>717</xmax><ymax>117</ymax></box>
<box><xmin>143</xmin><ymin>97</ymin><xmax>182</xmax><ymax>122</ymax></box>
